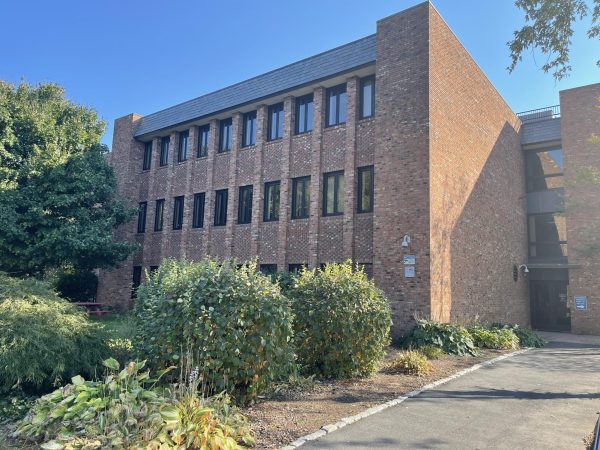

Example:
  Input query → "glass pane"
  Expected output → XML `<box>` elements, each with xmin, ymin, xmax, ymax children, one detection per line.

<box><xmin>328</xmin><ymin>93</ymin><xmax>337</xmax><ymax>126</ymax></box>
<box><xmin>338</xmin><ymin>91</ymin><xmax>347</xmax><ymax>124</ymax></box>
<box><xmin>277</xmin><ymin>110</ymin><xmax>284</xmax><ymax>139</ymax></box>
<box><xmin>327</xmin><ymin>176</ymin><xmax>335</xmax><ymax>214</ymax></box>
<box><xmin>272</xmin><ymin>184</ymin><xmax>280</xmax><ymax>219</ymax></box>
<box><xmin>362</xmin><ymin>81</ymin><xmax>373</xmax><ymax>117</ymax></box>
<box><xmin>306</xmin><ymin>100</ymin><xmax>313</xmax><ymax>131</ymax></box>
<box><xmin>336</xmin><ymin>174</ymin><xmax>344</xmax><ymax>213</ymax></box>
<box><xmin>298</xmin><ymin>103</ymin><xmax>306</xmax><ymax>133</ymax></box>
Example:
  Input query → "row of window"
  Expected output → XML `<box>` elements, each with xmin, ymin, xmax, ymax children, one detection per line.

<box><xmin>142</xmin><ymin>77</ymin><xmax>376</xmax><ymax>171</ymax></box>
<box><xmin>137</xmin><ymin>166</ymin><xmax>374</xmax><ymax>233</ymax></box>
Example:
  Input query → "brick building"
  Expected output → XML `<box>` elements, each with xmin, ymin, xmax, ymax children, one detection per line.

<box><xmin>98</xmin><ymin>2</ymin><xmax>600</xmax><ymax>335</ymax></box>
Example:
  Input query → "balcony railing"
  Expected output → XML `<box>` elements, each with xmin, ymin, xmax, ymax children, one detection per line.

<box><xmin>517</xmin><ymin>105</ymin><xmax>561</xmax><ymax>124</ymax></box>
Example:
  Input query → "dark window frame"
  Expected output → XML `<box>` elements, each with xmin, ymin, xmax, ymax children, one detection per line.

<box><xmin>360</xmin><ymin>76</ymin><xmax>375</xmax><ymax>119</ymax></box>
<box><xmin>154</xmin><ymin>199</ymin><xmax>165</xmax><ymax>231</ymax></box>
<box><xmin>192</xmin><ymin>192</ymin><xmax>205</xmax><ymax>229</ymax></box>
<box><xmin>132</xmin><ymin>266</ymin><xmax>142</xmax><ymax>299</ymax></box>
<box><xmin>259</xmin><ymin>264</ymin><xmax>277</xmax><ymax>275</ymax></box>
<box><xmin>291</xmin><ymin>176</ymin><xmax>311</xmax><ymax>219</ymax></box>
<box><xmin>214</xmin><ymin>189</ymin><xmax>228</xmax><ymax>226</ymax></box>
<box><xmin>219</xmin><ymin>118</ymin><xmax>232</xmax><ymax>153</ymax></box>
<box><xmin>326</xmin><ymin>83</ymin><xmax>347</xmax><ymax>127</ymax></box>
<box><xmin>357</xmin><ymin>165</ymin><xmax>374</xmax><ymax>213</ymax></box>
<box><xmin>527</xmin><ymin>213</ymin><xmax>568</xmax><ymax>259</ymax></box>
<box><xmin>172</xmin><ymin>196</ymin><xmax>184</xmax><ymax>230</ymax></box>
<box><xmin>263</xmin><ymin>180</ymin><xmax>281</xmax><ymax>222</ymax></box>
<box><xmin>295</xmin><ymin>94</ymin><xmax>314</xmax><ymax>134</ymax></box>
<box><xmin>142</xmin><ymin>141</ymin><xmax>152</xmax><ymax>170</ymax></box>
<box><xmin>322</xmin><ymin>171</ymin><xmax>345</xmax><ymax>216</ymax></box>
<box><xmin>137</xmin><ymin>201</ymin><xmax>147</xmax><ymax>233</ymax></box>
<box><xmin>159</xmin><ymin>136</ymin><xmax>170</xmax><ymax>166</ymax></box>
<box><xmin>197</xmin><ymin>124</ymin><xmax>210</xmax><ymax>157</ymax></box>
<box><xmin>237</xmin><ymin>185</ymin><xmax>253</xmax><ymax>224</ymax></box>
<box><xmin>288</xmin><ymin>263</ymin><xmax>306</xmax><ymax>273</ymax></box>
<box><xmin>177</xmin><ymin>130</ymin><xmax>189</xmax><ymax>162</ymax></box>
<box><xmin>242</xmin><ymin>111</ymin><xmax>257</xmax><ymax>147</ymax></box>
<box><xmin>525</xmin><ymin>147</ymin><xmax>564</xmax><ymax>193</ymax></box>
<box><xmin>268</xmin><ymin>102</ymin><xmax>284</xmax><ymax>141</ymax></box>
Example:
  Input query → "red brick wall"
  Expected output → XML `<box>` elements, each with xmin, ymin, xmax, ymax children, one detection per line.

<box><xmin>562</xmin><ymin>83</ymin><xmax>600</xmax><ymax>334</ymax></box>
<box><xmin>428</xmin><ymin>5</ymin><xmax>529</xmax><ymax>326</ymax></box>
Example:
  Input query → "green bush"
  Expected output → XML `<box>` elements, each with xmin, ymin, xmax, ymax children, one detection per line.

<box><xmin>400</xmin><ymin>319</ymin><xmax>477</xmax><ymax>356</ymax></box>
<box><xmin>419</xmin><ymin>344</ymin><xmax>444</xmax><ymax>359</ymax></box>
<box><xmin>468</xmin><ymin>326</ymin><xmax>519</xmax><ymax>350</ymax></box>
<box><xmin>492</xmin><ymin>323</ymin><xmax>545</xmax><ymax>348</ymax></box>
<box><xmin>386</xmin><ymin>351</ymin><xmax>431</xmax><ymax>375</ymax></box>
<box><xmin>0</xmin><ymin>390</ymin><xmax>36</xmax><ymax>424</ymax></box>
<box><xmin>0</xmin><ymin>273</ymin><xmax>109</xmax><ymax>392</ymax></box>
<box><xmin>54</xmin><ymin>269</ymin><xmax>98</xmax><ymax>301</ymax></box>
<box><xmin>289</xmin><ymin>262</ymin><xmax>392</xmax><ymax>378</ymax></box>
<box><xmin>133</xmin><ymin>259</ymin><xmax>295</xmax><ymax>402</ymax></box>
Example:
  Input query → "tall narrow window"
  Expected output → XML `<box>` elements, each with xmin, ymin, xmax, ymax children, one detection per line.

<box><xmin>525</xmin><ymin>148</ymin><xmax>564</xmax><ymax>192</ymax></box>
<box><xmin>214</xmin><ymin>189</ymin><xmax>228</xmax><ymax>226</ymax></box>
<box><xmin>132</xmin><ymin>266</ymin><xmax>142</xmax><ymax>299</ymax></box>
<box><xmin>177</xmin><ymin>130</ymin><xmax>189</xmax><ymax>162</ymax></box>
<box><xmin>172</xmin><ymin>196</ymin><xmax>184</xmax><ymax>230</ymax></box>
<box><xmin>242</xmin><ymin>111</ymin><xmax>257</xmax><ymax>147</ymax></box>
<box><xmin>219</xmin><ymin>118</ymin><xmax>232</xmax><ymax>153</ymax></box>
<box><xmin>197</xmin><ymin>124</ymin><xmax>210</xmax><ymax>157</ymax></box>
<box><xmin>268</xmin><ymin>103</ymin><xmax>284</xmax><ymax>141</ymax></box>
<box><xmin>360</xmin><ymin>76</ymin><xmax>375</xmax><ymax>119</ymax></box>
<box><xmin>291</xmin><ymin>176</ymin><xmax>311</xmax><ymax>219</ymax></box>
<box><xmin>143</xmin><ymin>141</ymin><xmax>152</xmax><ymax>170</ymax></box>
<box><xmin>160</xmin><ymin>136</ymin><xmax>170</xmax><ymax>166</ymax></box>
<box><xmin>263</xmin><ymin>181</ymin><xmax>280</xmax><ymax>222</ymax></box>
<box><xmin>357</xmin><ymin>166</ymin><xmax>374</xmax><ymax>213</ymax></box>
<box><xmin>154</xmin><ymin>199</ymin><xmax>165</xmax><ymax>231</ymax></box>
<box><xmin>295</xmin><ymin>94</ymin><xmax>314</xmax><ymax>134</ymax></box>
<box><xmin>137</xmin><ymin>202</ymin><xmax>147</xmax><ymax>233</ymax></box>
<box><xmin>326</xmin><ymin>83</ymin><xmax>347</xmax><ymax>127</ymax></box>
<box><xmin>237</xmin><ymin>185</ymin><xmax>253</xmax><ymax>224</ymax></box>
<box><xmin>192</xmin><ymin>193</ymin><xmax>205</xmax><ymax>228</ymax></box>
<box><xmin>323</xmin><ymin>171</ymin><xmax>345</xmax><ymax>216</ymax></box>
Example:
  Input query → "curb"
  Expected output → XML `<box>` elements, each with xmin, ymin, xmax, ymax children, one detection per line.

<box><xmin>278</xmin><ymin>348</ymin><xmax>530</xmax><ymax>449</ymax></box>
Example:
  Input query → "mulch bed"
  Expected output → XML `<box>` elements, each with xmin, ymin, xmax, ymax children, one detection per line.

<box><xmin>244</xmin><ymin>348</ymin><xmax>508</xmax><ymax>449</ymax></box>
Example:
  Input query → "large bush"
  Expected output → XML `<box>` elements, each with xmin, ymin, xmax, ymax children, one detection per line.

<box><xmin>289</xmin><ymin>262</ymin><xmax>392</xmax><ymax>378</ymax></box>
<box><xmin>469</xmin><ymin>326</ymin><xmax>519</xmax><ymax>350</ymax></box>
<box><xmin>133</xmin><ymin>259</ymin><xmax>295</xmax><ymax>402</ymax></box>
<box><xmin>400</xmin><ymin>319</ymin><xmax>477</xmax><ymax>356</ymax></box>
<box><xmin>54</xmin><ymin>269</ymin><xmax>98</xmax><ymax>301</ymax></box>
<box><xmin>0</xmin><ymin>273</ymin><xmax>109</xmax><ymax>392</ymax></box>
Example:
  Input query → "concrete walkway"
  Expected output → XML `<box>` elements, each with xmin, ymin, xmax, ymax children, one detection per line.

<box><xmin>302</xmin><ymin>333</ymin><xmax>600</xmax><ymax>449</ymax></box>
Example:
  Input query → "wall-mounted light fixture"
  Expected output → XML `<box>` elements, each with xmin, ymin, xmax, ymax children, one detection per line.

<box><xmin>401</xmin><ymin>234</ymin><xmax>411</xmax><ymax>248</ymax></box>
<box><xmin>519</xmin><ymin>264</ymin><xmax>529</xmax><ymax>275</ymax></box>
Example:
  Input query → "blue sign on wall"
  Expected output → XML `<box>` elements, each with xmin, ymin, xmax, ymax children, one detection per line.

<box><xmin>574</xmin><ymin>296</ymin><xmax>588</xmax><ymax>310</ymax></box>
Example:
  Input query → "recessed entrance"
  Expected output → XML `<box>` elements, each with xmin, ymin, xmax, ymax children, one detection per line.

<box><xmin>530</xmin><ymin>280</ymin><xmax>571</xmax><ymax>332</ymax></box>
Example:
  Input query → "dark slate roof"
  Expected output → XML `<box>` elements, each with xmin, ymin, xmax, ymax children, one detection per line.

<box><xmin>134</xmin><ymin>34</ymin><xmax>376</xmax><ymax>137</ymax></box>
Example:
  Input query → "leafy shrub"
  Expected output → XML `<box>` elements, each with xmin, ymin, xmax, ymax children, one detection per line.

<box><xmin>15</xmin><ymin>358</ymin><xmax>254</xmax><ymax>449</ymax></box>
<box><xmin>492</xmin><ymin>323</ymin><xmax>545</xmax><ymax>348</ymax></box>
<box><xmin>0</xmin><ymin>272</ymin><xmax>109</xmax><ymax>391</ymax></box>
<box><xmin>400</xmin><ymin>319</ymin><xmax>477</xmax><ymax>356</ymax></box>
<box><xmin>419</xmin><ymin>344</ymin><xmax>444</xmax><ymax>359</ymax></box>
<box><xmin>289</xmin><ymin>262</ymin><xmax>392</xmax><ymax>378</ymax></box>
<box><xmin>54</xmin><ymin>269</ymin><xmax>98</xmax><ymax>301</ymax></box>
<box><xmin>469</xmin><ymin>326</ymin><xmax>519</xmax><ymax>350</ymax></box>
<box><xmin>134</xmin><ymin>259</ymin><xmax>295</xmax><ymax>402</ymax></box>
<box><xmin>0</xmin><ymin>390</ymin><xmax>36</xmax><ymax>424</ymax></box>
<box><xmin>270</xmin><ymin>271</ymin><xmax>297</xmax><ymax>295</ymax></box>
<box><xmin>385</xmin><ymin>351</ymin><xmax>431</xmax><ymax>376</ymax></box>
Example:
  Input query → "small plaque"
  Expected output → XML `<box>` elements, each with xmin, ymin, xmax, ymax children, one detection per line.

<box><xmin>404</xmin><ymin>266</ymin><xmax>415</xmax><ymax>278</ymax></box>
<box><xmin>403</xmin><ymin>255</ymin><xmax>416</xmax><ymax>265</ymax></box>
<box><xmin>574</xmin><ymin>296</ymin><xmax>588</xmax><ymax>310</ymax></box>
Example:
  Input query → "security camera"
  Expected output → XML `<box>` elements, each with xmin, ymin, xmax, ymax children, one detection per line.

<box><xmin>401</xmin><ymin>235</ymin><xmax>411</xmax><ymax>248</ymax></box>
<box><xmin>519</xmin><ymin>264</ymin><xmax>529</xmax><ymax>274</ymax></box>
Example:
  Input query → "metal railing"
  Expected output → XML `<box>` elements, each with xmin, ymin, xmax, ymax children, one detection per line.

<box><xmin>517</xmin><ymin>105</ymin><xmax>561</xmax><ymax>123</ymax></box>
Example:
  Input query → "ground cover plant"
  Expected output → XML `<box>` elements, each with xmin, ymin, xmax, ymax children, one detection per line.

<box><xmin>492</xmin><ymin>323</ymin><xmax>546</xmax><ymax>348</ymax></box>
<box><xmin>385</xmin><ymin>350</ymin><xmax>431</xmax><ymax>376</ymax></box>
<box><xmin>468</xmin><ymin>326</ymin><xmax>520</xmax><ymax>350</ymax></box>
<box><xmin>400</xmin><ymin>319</ymin><xmax>477</xmax><ymax>356</ymax></box>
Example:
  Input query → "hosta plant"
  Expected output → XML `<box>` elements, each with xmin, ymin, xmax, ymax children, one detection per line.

<box><xmin>492</xmin><ymin>323</ymin><xmax>545</xmax><ymax>348</ymax></box>
<box><xmin>400</xmin><ymin>319</ymin><xmax>477</xmax><ymax>356</ymax></box>
<box><xmin>468</xmin><ymin>326</ymin><xmax>519</xmax><ymax>350</ymax></box>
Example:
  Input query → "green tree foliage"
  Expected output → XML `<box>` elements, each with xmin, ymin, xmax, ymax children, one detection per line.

<box><xmin>289</xmin><ymin>262</ymin><xmax>392</xmax><ymax>378</ymax></box>
<box><xmin>0</xmin><ymin>81</ymin><xmax>136</xmax><ymax>276</ymax></box>
<box><xmin>508</xmin><ymin>0</ymin><xmax>600</xmax><ymax>80</ymax></box>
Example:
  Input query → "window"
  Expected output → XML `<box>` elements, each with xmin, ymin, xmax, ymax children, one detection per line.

<box><xmin>172</xmin><ymin>196</ymin><xmax>184</xmax><ymax>230</ymax></box>
<box><xmin>360</xmin><ymin>76</ymin><xmax>375</xmax><ymax>119</ymax></box>
<box><xmin>528</xmin><ymin>213</ymin><xmax>568</xmax><ymax>259</ymax></box>
<box><xmin>263</xmin><ymin>181</ymin><xmax>280</xmax><ymax>222</ymax></box>
<box><xmin>295</xmin><ymin>94</ymin><xmax>313</xmax><ymax>134</ymax></box>
<box><xmin>323</xmin><ymin>171</ymin><xmax>344</xmax><ymax>216</ymax></box>
<box><xmin>214</xmin><ymin>189</ymin><xmax>228</xmax><ymax>226</ymax></box>
<box><xmin>291</xmin><ymin>176</ymin><xmax>311</xmax><ymax>219</ymax></box>
<box><xmin>197</xmin><ymin>124</ymin><xmax>210</xmax><ymax>157</ymax></box>
<box><xmin>242</xmin><ymin>111</ymin><xmax>257</xmax><ymax>147</ymax></box>
<box><xmin>357</xmin><ymin>166</ymin><xmax>374</xmax><ymax>213</ymax></box>
<box><xmin>359</xmin><ymin>263</ymin><xmax>373</xmax><ymax>279</ymax></box>
<box><xmin>154</xmin><ymin>199</ymin><xmax>165</xmax><ymax>231</ymax></box>
<box><xmin>192</xmin><ymin>193</ymin><xmax>205</xmax><ymax>228</ymax></box>
<box><xmin>142</xmin><ymin>141</ymin><xmax>152</xmax><ymax>170</ymax></box>
<box><xmin>160</xmin><ymin>136</ymin><xmax>170</xmax><ymax>166</ymax></box>
<box><xmin>219</xmin><ymin>118</ymin><xmax>232</xmax><ymax>153</ymax></box>
<box><xmin>326</xmin><ymin>84</ymin><xmax>347</xmax><ymax>127</ymax></box>
<box><xmin>177</xmin><ymin>130</ymin><xmax>188</xmax><ymax>162</ymax></box>
<box><xmin>137</xmin><ymin>202</ymin><xmax>147</xmax><ymax>233</ymax></box>
<box><xmin>132</xmin><ymin>266</ymin><xmax>142</xmax><ymax>299</ymax></box>
<box><xmin>525</xmin><ymin>148</ymin><xmax>564</xmax><ymax>192</ymax></box>
<box><xmin>288</xmin><ymin>264</ymin><xmax>306</xmax><ymax>273</ymax></box>
<box><xmin>268</xmin><ymin>103</ymin><xmax>284</xmax><ymax>141</ymax></box>
<box><xmin>238</xmin><ymin>185</ymin><xmax>253</xmax><ymax>224</ymax></box>
<box><xmin>259</xmin><ymin>264</ymin><xmax>277</xmax><ymax>275</ymax></box>
<box><xmin>149</xmin><ymin>266</ymin><xmax>159</xmax><ymax>274</ymax></box>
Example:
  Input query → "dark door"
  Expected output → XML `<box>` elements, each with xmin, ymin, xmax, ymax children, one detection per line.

<box><xmin>530</xmin><ymin>281</ymin><xmax>571</xmax><ymax>332</ymax></box>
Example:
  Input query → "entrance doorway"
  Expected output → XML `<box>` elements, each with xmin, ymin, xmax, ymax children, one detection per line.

<box><xmin>530</xmin><ymin>280</ymin><xmax>571</xmax><ymax>332</ymax></box>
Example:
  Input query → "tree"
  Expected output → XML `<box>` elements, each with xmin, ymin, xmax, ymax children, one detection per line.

<box><xmin>0</xmin><ymin>81</ymin><xmax>136</xmax><ymax>276</ymax></box>
<box><xmin>508</xmin><ymin>0</ymin><xmax>600</xmax><ymax>80</ymax></box>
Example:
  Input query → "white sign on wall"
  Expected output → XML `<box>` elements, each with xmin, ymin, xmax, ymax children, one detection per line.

<box><xmin>404</xmin><ymin>266</ymin><xmax>415</xmax><ymax>278</ymax></box>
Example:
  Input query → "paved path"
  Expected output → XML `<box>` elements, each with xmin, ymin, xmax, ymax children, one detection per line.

<box><xmin>302</xmin><ymin>332</ymin><xmax>600</xmax><ymax>449</ymax></box>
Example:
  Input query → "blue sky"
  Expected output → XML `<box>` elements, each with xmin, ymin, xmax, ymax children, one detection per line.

<box><xmin>1</xmin><ymin>0</ymin><xmax>598</xmax><ymax>148</ymax></box>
